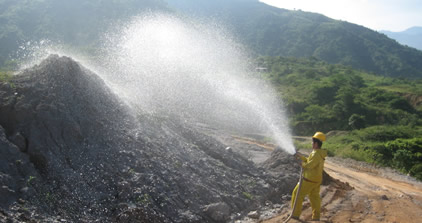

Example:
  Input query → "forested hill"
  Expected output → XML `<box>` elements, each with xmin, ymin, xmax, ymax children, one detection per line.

<box><xmin>167</xmin><ymin>0</ymin><xmax>422</xmax><ymax>78</ymax></box>
<box><xmin>1</xmin><ymin>0</ymin><xmax>422</xmax><ymax>78</ymax></box>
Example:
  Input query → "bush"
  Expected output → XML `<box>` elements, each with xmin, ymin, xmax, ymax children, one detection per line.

<box><xmin>409</xmin><ymin>164</ymin><xmax>422</xmax><ymax>181</ymax></box>
<box><xmin>0</xmin><ymin>71</ymin><xmax>13</xmax><ymax>83</ymax></box>
<box><xmin>0</xmin><ymin>71</ymin><xmax>15</xmax><ymax>88</ymax></box>
<box><xmin>384</xmin><ymin>138</ymin><xmax>422</xmax><ymax>176</ymax></box>
<box><xmin>370</xmin><ymin>143</ymin><xmax>391</xmax><ymax>166</ymax></box>
<box><xmin>324</xmin><ymin>129</ymin><xmax>422</xmax><ymax>181</ymax></box>
<box><xmin>348</xmin><ymin>114</ymin><xmax>365</xmax><ymax>129</ymax></box>
<box><xmin>393</xmin><ymin>149</ymin><xmax>415</xmax><ymax>172</ymax></box>
<box><xmin>356</xmin><ymin>125</ymin><xmax>417</xmax><ymax>142</ymax></box>
<box><xmin>340</xmin><ymin>148</ymin><xmax>373</xmax><ymax>163</ymax></box>
<box><xmin>389</xmin><ymin>98</ymin><xmax>415</xmax><ymax>113</ymax></box>
<box><xmin>310</xmin><ymin>81</ymin><xmax>337</xmax><ymax>105</ymax></box>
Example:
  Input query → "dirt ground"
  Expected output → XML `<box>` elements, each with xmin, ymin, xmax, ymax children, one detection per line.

<box><xmin>232</xmin><ymin>135</ymin><xmax>422</xmax><ymax>223</ymax></box>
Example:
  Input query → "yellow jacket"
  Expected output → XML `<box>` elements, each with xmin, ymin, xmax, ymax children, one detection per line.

<box><xmin>299</xmin><ymin>149</ymin><xmax>327</xmax><ymax>184</ymax></box>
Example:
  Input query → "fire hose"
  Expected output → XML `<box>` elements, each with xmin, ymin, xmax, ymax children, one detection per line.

<box><xmin>283</xmin><ymin>153</ymin><xmax>303</xmax><ymax>223</ymax></box>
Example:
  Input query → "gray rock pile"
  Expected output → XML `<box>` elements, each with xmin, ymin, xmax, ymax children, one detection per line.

<box><xmin>0</xmin><ymin>55</ymin><xmax>298</xmax><ymax>222</ymax></box>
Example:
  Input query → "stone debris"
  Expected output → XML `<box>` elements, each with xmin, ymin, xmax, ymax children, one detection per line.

<box><xmin>0</xmin><ymin>55</ymin><xmax>298</xmax><ymax>222</ymax></box>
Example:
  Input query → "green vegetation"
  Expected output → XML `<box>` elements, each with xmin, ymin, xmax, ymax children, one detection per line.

<box><xmin>44</xmin><ymin>191</ymin><xmax>58</xmax><ymax>204</ymax></box>
<box><xmin>137</xmin><ymin>193</ymin><xmax>152</xmax><ymax>205</ymax></box>
<box><xmin>128</xmin><ymin>168</ymin><xmax>136</xmax><ymax>175</ymax></box>
<box><xmin>242</xmin><ymin>191</ymin><xmax>254</xmax><ymax>200</ymax></box>
<box><xmin>27</xmin><ymin>175</ymin><xmax>36</xmax><ymax>185</ymax></box>
<box><xmin>260</xmin><ymin>56</ymin><xmax>422</xmax><ymax>180</ymax></box>
<box><xmin>259</xmin><ymin>56</ymin><xmax>422</xmax><ymax>135</ymax></box>
<box><xmin>0</xmin><ymin>70</ymin><xmax>13</xmax><ymax>82</ymax></box>
<box><xmin>324</xmin><ymin>126</ymin><xmax>422</xmax><ymax>180</ymax></box>
<box><xmin>0</xmin><ymin>70</ymin><xmax>15</xmax><ymax>88</ymax></box>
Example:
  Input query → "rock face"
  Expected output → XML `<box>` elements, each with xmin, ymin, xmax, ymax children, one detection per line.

<box><xmin>0</xmin><ymin>55</ymin><xmax>298</xmax><ymax>222</ymax></box>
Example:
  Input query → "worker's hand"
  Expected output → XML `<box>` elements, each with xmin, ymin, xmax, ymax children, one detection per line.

<box><xmin>294</xmin><ymin>152</ymin><xmax>303</xmax><ymax>159</ymax></box>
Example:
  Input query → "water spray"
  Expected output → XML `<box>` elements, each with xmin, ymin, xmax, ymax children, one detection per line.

<box><xmin>16</xmin><ymin>12</ymin><xmax>297</xmax><ymax>155</ymax></box>
<box><xmin>99</xmin><ymin>13</ymin><xmax>297</xmax><ymax>154</ymax></box>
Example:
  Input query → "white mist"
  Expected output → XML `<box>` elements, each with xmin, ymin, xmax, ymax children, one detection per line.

<box><xmin>99</xmin><ymin>13</ymin><xmax>295</xmax><ymax>154</ymax></box>
<box><xmin>17</xmin><ymin>13</ymin><xmax>296</xmax><ymax>154</ymax></box>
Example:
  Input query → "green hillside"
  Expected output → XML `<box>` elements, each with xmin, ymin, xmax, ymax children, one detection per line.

<box><xmin>258</xmin><ymin>56</ymin><xmax>422</xmax><ymax>180</ymax></box>
<box><xmin>167</xmin><ymin>0</ymin><xmax>422</xmax><ymax>78</ymax></box>
<box><xmin>258</xmin><ymin>56</ymin><xmax>422</xmax><ymax>133</ymax></box>
<box><xmin>0</xmin><ymin>0</ymin><xmax>169</xmax><ymax>68</ymax></box>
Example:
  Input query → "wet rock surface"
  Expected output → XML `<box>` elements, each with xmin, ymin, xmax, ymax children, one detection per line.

<box><xmin>0</xmin><ymin>55</ymin><xmax>299</xmax><ymax>222</ymax></box>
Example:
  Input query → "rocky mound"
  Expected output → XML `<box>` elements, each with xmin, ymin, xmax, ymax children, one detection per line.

<box><xmin>0</xmin><ymin>55</ymin><xmax>297</xmax><ymax>222</ymax></box>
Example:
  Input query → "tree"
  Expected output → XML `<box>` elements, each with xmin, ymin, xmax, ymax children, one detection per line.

<box><xmin>389</xmin><ymin>98</ymin><xmax>415</xmax><ymax>113</ymax></box>
<box><xmin>334</xmin><ymin>86</ymin><xmax>356</xmax><ymax>116</ymax></box>
<box><xmin>310</xmin><ymin>81</ymin><xmax>337</xmax><ymax>105</ymax></box>
<box><xmin>348</xmin><ymin>114</ymin><xmax>365</xmax><ymax>129</ymax></box>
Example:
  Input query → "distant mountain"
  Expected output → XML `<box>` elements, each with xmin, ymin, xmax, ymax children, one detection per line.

<box><xmin>380</xmin><ymin>27</ymin><xmax>422</xmax><ymax>51</ymax></box>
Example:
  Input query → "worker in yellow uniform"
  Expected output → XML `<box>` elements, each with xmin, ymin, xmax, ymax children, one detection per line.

<box><xmin>291</xmin><ymin>132</ymin><xmax>327</xmax><ymax>221</ymax></box>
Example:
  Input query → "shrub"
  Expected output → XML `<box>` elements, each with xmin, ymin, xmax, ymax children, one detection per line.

<box><xmin>409</xmin><ymin>164</ymin><xmax>422</xmax><ymax>181</ymax></box>
<box><xmin>0</xmin><ymin>71</ymin><xmax>13</xmax><ymax>82</ymax></box>
<box><xmin>348</xmin><ymin>114</ymin><xmax>366</xmax><ymax>130</ymax></box>
<box><xmin>357</xmin><ymin>125</ymin><xmax>417</xmax><ymax>142</ymax></box>
<box><xmin>389</xmin><ymin>98</ymin><xmax>415</xmax><ymax>113</ymax></box>
<box><xmin>393</xmin><ymin>149</ymin><xmax>415</xmax><ymax>172</ymax></box>
<box><xmin>369</xmin><ymin>143</ymin><xmax>391</xmax><ymax>166</ymax></box>
<box><xmin>386</xmin><ymin>138</ymin><xmax>422</xmax><ymax>175</ymax></box>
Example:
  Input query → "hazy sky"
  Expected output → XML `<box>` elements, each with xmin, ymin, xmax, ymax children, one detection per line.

<box><xmin>259</xmin><ymin>0</ymin><xmax>422</xmax><ymax>32</ymax></box>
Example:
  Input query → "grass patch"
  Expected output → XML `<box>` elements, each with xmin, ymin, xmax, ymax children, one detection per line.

<box><xmin>242</xmin><ymin>192</ymin><xmax>254</xmax><ymax>200</ymax></box>
<box><xmin>293</xmin><ymin>139</ymin><xmax>312</xmax><ymax>152</ymax></box>
<box><xmin>0</xmin><ymin>71</ymin><xmax>13</xmax><ymax>82</ymax></box>
<box><xmin>0</xmin><ymin>71</ymin><xmax>15</xmax><ymax>88</ymax></box>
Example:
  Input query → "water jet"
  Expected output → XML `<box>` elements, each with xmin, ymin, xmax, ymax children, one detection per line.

<box><xmin>99</xmin><ymin>13</ymin><xmax>296</xmax><ymax>154</ymax></box>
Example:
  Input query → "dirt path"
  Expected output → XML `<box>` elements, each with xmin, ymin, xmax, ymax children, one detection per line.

<box><xmin>261</xmin><ymin>156</ymin><xmax>422</xmax><ymax>223</ymax></box>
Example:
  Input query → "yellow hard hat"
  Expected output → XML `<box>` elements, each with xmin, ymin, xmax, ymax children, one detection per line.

<box><xmin>312</xmin><ymin>132</ymin><xmax>326</xmax><ymax>142</ymax></box>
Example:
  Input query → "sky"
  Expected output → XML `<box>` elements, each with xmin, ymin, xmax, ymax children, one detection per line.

<box><xmin>259</xmin><ymin>0</ymin><xmax>422</xmax><ymax>32</ymax></box>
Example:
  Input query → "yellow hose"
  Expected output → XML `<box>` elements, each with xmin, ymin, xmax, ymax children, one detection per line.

<box><xmin>283</xmin><ymin>164</ymin><xmax>303</xmax><ymax>223</ymax></box>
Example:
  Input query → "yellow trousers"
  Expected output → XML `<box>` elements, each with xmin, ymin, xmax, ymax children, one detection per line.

<box><xmin>291</xmin><ymin>180</ymin><xmax>321</xmax><ymax>220</ymax></box>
